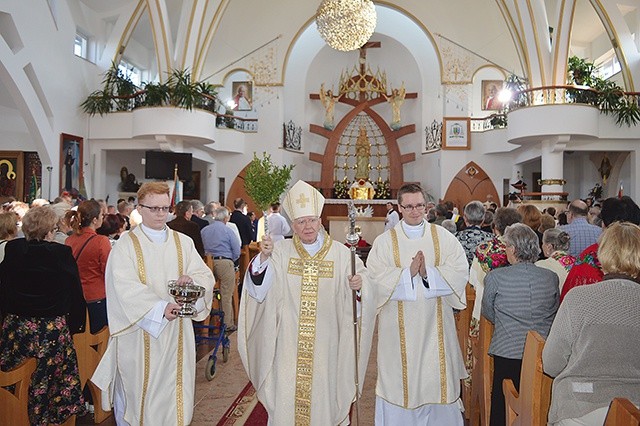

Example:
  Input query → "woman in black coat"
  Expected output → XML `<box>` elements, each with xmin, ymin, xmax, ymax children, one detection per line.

<box><xmin>0</xmin><ymin>205</ymin><xmax>87</xmax><ymax>425</ymax></box>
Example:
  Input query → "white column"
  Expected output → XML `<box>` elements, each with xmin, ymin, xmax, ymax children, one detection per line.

<box><xmin>540</xmin><ymin>138</ymin><xmax>566</xmax><ymax>200</ymax></box>
<box><xmin>205</xmin><ymin>160</ymin><xmax>217</xmax><ymax>203</ymax></box>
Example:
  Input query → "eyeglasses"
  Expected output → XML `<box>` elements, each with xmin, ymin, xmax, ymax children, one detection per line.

<box><xmin>399</xmin><ymin>203</ymin><xmax>426</xmax><ymax>211</ymax></box>
<box><xmin>139</xmin><ymin>204</ymin><xmax>171</xmax><ymax>213</ymax></box>
<box><xmin>293</xmin><ymin>217</ymin><xmax>319</xmax><ymax>226</ymax></box>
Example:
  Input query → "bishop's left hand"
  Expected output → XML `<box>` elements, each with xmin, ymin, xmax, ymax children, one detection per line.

<box><xmin>348</xmin><ymin>274</ymin><xmax>362</xmax><ymax>291</ymax></box>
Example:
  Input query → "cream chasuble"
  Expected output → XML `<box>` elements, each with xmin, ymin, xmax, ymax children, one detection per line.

<box><xmin>368</xmin><ymin>222</ymin><xmax>469</xmax><ymax>409</ymax></box>
<box><xmin>239</xmin><ymin>230</ymin><xmax>376</xmax><ymax>425</ymax></box>
<box><xmin>92</xmin><ymin>226</ymin><xmax>214</xmax><ymax>425</ymax></box>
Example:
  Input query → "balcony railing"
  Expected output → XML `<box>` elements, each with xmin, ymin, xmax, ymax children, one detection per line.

<box><xmin>509</xmin><ymin>85</ymin><xmax>640</xmax><ymax>111</ymax></box>
<box><xmin>88</xmin><ymin>90</ymin><xmax>258</xmax><ymax>132</ymax></box>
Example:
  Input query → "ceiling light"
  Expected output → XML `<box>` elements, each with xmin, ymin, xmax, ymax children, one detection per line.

<box><xmin>315</xmin><ymin>0</ymin><xmax>377</xmax><ymax>52</ymax></box>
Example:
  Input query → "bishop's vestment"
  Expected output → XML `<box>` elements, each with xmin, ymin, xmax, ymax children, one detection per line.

<box><xmin>238</xmin><ymin>231</ymin><xmax>376</xmax><ymax>425</ymax></box>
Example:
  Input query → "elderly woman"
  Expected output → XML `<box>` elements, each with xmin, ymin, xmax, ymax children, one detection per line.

<box><xmin>536</xmin><ymin>228</ymin><xmax>576</xmax><ymax>293</ymax></box>
<box><xmin>482</xmin><ymin>223</ymin><xmax>560</xmax><ymax>426</ymax></box>
<box><xmin>66</xmin><ymin>200</ymin><xmax>112</xmax><ymax>333</ymax></box>
<box><xmin>543</xmin><ymin>222</ymin><xmax>640</xmax><ymax>425</ymax></box>
<box><xmin>0</xmin><ymin>205</ymin><xmax>87</xmax><ymax>425</ymax></box>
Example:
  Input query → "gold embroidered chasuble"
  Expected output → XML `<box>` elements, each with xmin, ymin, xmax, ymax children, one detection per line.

<box><xmin>238</xmin><ymin>230</ymin><xmax>376</xmax><ymax>425</ymax></box>
<box><xmin>368</xmin><ymin>222</ymin><xmax>469</xmax><ymax>409</ymax></box>
<box><xmin>92</xmin><ymin>226</ymin><xmax>214</xmax><ymax>425</ymax></box>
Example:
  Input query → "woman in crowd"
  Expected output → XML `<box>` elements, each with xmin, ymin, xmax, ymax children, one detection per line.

<box><xmin>538</xmin><ymin>213</ymin><xmax>556</xmax><ymax>234</ymax></box>
<box><xmin>0</xmin><ymin>211</ymin><xmax>18</xmax><ymax>320</ymax></box>
<box><xmin>0</xmin><ymin>211</ymin><xmax>18</xmax><ymax>245</ymax></box>
<box><xmin>543</xmin><ymin>221</ymin><xmax>640</xmax><ymax>425</ymax></box>
<box><xmin>481</xmin><ymin>223</ymin><xmax>559</xmax><ymax>426</ymax></box>
<box><xmin>0</xmin><ymin>205</ymin><xmax>87</xmax><ymax>425</ymax></box>
<box><xmin>517</xmin><ymin>204</ymin><xmax>544</xmax><ymax>258</ymax></box>
<box><xmin>50</xmin><ymin>202</ymin><xmax>72</xmax><ymax>244</ymax></box>
<box><xmin>536</xmin><ymin>228</ymin><xmax>576</xmax><ymax>293</ymax></box>
<box><xmin>66</xmin><ymin>199</ymin><xmax>112</xmax><ymax>333</ymax></box>
<box><xmin>97</xmin><ymin>213</ymin><xmax>126</xmax><ymax>245</ymax></box>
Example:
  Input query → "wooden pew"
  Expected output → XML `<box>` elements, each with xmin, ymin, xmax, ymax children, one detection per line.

<box><xmin>604</xmin><ymin>398</ymin><xmax>640</xmax><ymax>425</ymax></box>
<box><xmin>73</xmin><ymin>313</ymin><xmax>111</xmax><ymax>424</ymax></box>
<box><xmin>469</xmin><ymin>315</ymin><xmax>494</xmax><ymax>426</ymax></box>
<box><xmin>456</xmin><ymin>284</ymin><xmax>475</xmax><ymax>419</ymax></box>
<box><xmin>0</xmin><ymin>358</ymin><xmax>36</xmax><ymax>426</ymax></box>
<box><xmin>502</xmin><ymin>330</ymin><xmax>552</xmax><ymax>426</ymax></box>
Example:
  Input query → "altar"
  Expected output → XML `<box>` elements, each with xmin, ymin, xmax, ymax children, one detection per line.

<box><xmin>322</xmin><ymin>199</ymin><xmax>391</xmax><ymax>244</ymax></box>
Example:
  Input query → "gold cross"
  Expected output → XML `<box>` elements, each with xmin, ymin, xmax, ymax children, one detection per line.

<box><xmin>296</xmin><ymin>193</ymin><xmax>310</xmax><ymax>208</ymax></box>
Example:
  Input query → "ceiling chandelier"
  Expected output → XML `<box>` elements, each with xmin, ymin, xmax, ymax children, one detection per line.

<box><xmin>315</xmin><ymin>0</ymin><xmax>377</xmax><ymax>52</ymax></box>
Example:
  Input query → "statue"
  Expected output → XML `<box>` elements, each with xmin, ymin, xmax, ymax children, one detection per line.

<box><xmin>118</xmin><ymin>166</ymin><xmax>141</xmax><ymax>192</ymax></box>
<box><xmin>354</xmin><ymin>126</ymin><xmax>371</xmax><ymax>180</ymax></box>
<box><xmin>319</xmin><ymin>83</ymin><xmax>340</xmax><ymax>130</ymax></box>
<box><xmin>384</xmin><ymin>83</ymin><xmax>406</xmax><ymax>130</ymax></box>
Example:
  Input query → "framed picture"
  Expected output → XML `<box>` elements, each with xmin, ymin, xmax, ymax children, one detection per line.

<box><xmin>442</xmin><ymin>117</ymin><xmax>471</xmax><ymax>150</ymax></box>
<box><xmin>231</xmin><ymin>81</ymin><xmax>253</xmax><ymax>111</ymax></box>
<box><xmin>183</xmin><ymin>171</ymin><xmax>201</xmax><ymax>200</ymax></box>
<box><xmin>23</xmin><ymin>152</ymin><xmax>42</xmax><ymax>203</ymax></box>
<box><xmin>481</xmin><ymin>80</ymin><xmax>504</xmax><ymax>111</ymax></box>
<box><xmin>0</xmin><ymin>151</ymin><xmax>24</xmax><ymax>201</ymax></box>
<box><xmin>60</xmin><ymin>133</ymin><xmax>83</xmax><ymax>196</ymax></box>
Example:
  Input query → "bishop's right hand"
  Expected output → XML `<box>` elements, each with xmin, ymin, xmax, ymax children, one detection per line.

<box><xmin>260</xmin><ymin>234</ymin><xmax>273</xmax><ymax>262</ymax></box>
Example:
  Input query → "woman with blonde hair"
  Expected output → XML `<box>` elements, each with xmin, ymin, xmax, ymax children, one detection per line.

<box><xmin>0</xmin><ymin>205</ymin><xmax>87</xmax><ymax>425</ymax></box>
<box><xmin>65</xmin><ymin>199</ymin><xmax>112</xmax><ymax>333</ymax></box>
<box><xmin>536</xmin><ymin>228</ymin><xmax>576</xmax><ymax>293</ymax></box>
<box><xmin>543</xmin><ymin>221</ymin><xmax>640</xmax><ymax>425</ymax></box>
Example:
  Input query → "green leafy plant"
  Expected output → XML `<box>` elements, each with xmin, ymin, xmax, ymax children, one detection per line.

<box><xmin>244</xmin><ymin>152</ymin><xmax>295</xmax><ymax>214</ymax></box>
<box><xmin>566</xmin><ymin>56</ymin><xmax>638</xmax><ymax>127</ymax></box>
<box><xmin>82</xmin><ymin>65</ymin><xmax>219</xmax><ymax>116</ymax></box>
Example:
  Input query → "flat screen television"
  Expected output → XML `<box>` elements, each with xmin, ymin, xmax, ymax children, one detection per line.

<box><xmin>144</xmin><ymin>151</ymin><xmax>192</xmax><ymax>180</ymax></box>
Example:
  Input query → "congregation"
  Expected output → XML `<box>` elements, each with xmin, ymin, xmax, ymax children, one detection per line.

<box><xmin>1</xmin><ymin>184</ymin><xmax>639</xmax><ymax>425</ymax></box>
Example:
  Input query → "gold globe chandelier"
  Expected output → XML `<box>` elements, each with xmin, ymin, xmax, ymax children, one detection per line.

<box><xmin>315</xmin><ymin>0</ymin><xmax>377</xmax><ymax>52</ymax></box>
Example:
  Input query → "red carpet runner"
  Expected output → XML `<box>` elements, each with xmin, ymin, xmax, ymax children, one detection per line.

<box><xmin>216</xmin><ymin>382</ymin><xmax>268</xmax><ymax>425</ymax></box>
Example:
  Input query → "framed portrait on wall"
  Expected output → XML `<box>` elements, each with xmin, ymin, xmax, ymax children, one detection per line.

<box><xmin>231</xmin><ymin>81</ymin><xmax>253</xmax><ymax>111</ymax></box>
<box><xmin>183</xmin><ymin>171</ymin><xmax>201</xmax><ymax>200</ymax></box>
<box><xmin>60</xmin><ymin>133</ymin><xmax>83</xmax><ymax>196</ymax></box>
<box><xmin>442</xmin><ymin>117</ymin><xmax>471</xmax><ymax>150</ymax></box>
<box><xmin>0</xmin><ymin>151</ymin><xmax>24</xmax><ymax>201</ymax></box>
<box><xmin>481</xmin><ymin>80</ymin><xmax>504</xmax><ymax>111</ymax></box>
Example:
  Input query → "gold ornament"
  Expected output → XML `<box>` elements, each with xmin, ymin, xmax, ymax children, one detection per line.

<box><xmin>315</xmin><ymin>0</ymin><xmax>377</xmax><ymax>52</ymax></box>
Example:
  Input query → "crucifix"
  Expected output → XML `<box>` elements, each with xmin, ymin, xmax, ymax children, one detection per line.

<box><xmin>357</xmin><ymin>41</ymin><xmax>381</xmax><ymax>102</ymax></box>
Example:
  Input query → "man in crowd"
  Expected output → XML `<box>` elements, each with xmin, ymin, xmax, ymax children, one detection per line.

<box><xmin>203</xmin><ymin>201</ymin><xmax>218</xmax><ymax>225</ymax></box>
<box><xmin>266</xmin><ymin>202</ymin><xmax>291</xmax><ymax>242</ymax></box>
<box><xmin>201</xmin><ymin>206</ymin><xmax>240</xmax><ymax>331</ymax></box>
<box><xmin>239</xmin><ymin>180</ymin><xmax>376</xmax><ymax>425</ymax></box>
<box><xmin>92</xmin><ymin>182</ymin><xmax>214</xmax><ymax>425</ymax></box>
<box><xmin>229</xmin><ymin>198</ymin><xmax>253</xmax><ymax>249</ymax></box>
<box><xmin>560</xmin><ymin>199</ymin><xmax>602</xmax><ymax>257</ymax></box>
<box><xmin>368</xmin><ymin>183</ymin><xmax>469</xmax><ymax>424</ymax></box>
<box><xmin>117</xmin><ymin>200</ymin><xmax>133</xmax><ymax>230</ymax></box>
<box><xmin>384</xmin><ymin>201</ymin><xmax>400</xmax><ymax>232</ymax></box>
<box><xmin>190</xmin><ymin>200</ymin><xmax>209</xmax><ymax>230</ymax></box>
<box><xmin>167</xmin><ymin>200</ymin><xmax>205</xmax><ymax>257</ymax></box>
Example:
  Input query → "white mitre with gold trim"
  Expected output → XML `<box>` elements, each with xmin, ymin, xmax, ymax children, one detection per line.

<box><xmin>282</xmin><ymin>180</ymin><xmax>325</xmax><ymax>220</ymax></box>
